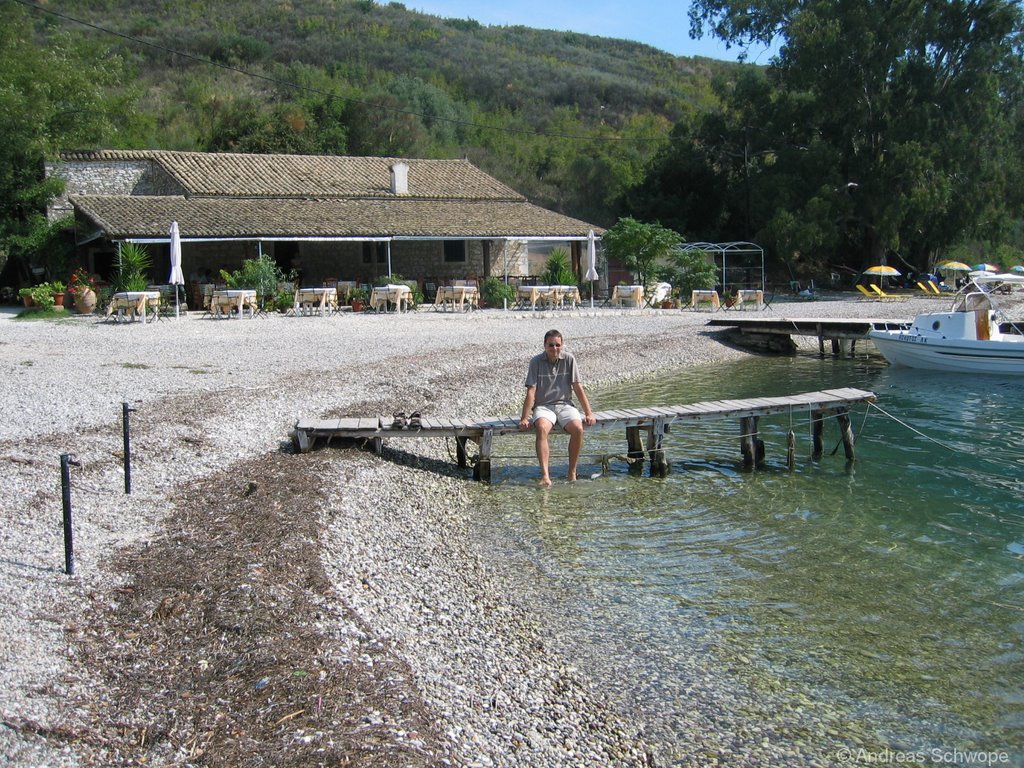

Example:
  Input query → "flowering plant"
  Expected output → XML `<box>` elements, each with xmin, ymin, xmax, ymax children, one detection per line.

<box><xmin>68</xmin><ymin>267</ymin><xmax>97</xmax><ymax>297</ymax></box>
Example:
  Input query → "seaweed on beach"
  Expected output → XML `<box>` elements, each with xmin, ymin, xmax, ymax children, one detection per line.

<box><xmin>53</xmin><ymin>452</ymin><xmax>451</xmax><ymax>766</ymax></box>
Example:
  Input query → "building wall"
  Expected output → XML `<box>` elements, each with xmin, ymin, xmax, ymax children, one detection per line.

<box><xmin>46</xmin><ymin>158</ymin><xmax>185</xmax><ymax>222</ymax></box>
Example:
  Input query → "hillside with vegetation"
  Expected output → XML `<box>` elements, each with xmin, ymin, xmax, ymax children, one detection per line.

<box><xmin>30</xmin><ymin>0</ymin><xmax>733</xmax><ymax>221</ymax></box>
<box><xmin>3</xmin><ymin>0</ymin><xmax>1024</xmax><ymax>286</ymax></box>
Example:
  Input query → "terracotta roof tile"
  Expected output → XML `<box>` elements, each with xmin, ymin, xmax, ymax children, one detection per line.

<box><xmin>70</xmin><ymin>195</ymin><xmax>601</xmax><ymax>240</ymax></box>
<box><xmin>59</xmin><ymin>150</ymin><xmax>524</xmax><ymax>201</ymax></box>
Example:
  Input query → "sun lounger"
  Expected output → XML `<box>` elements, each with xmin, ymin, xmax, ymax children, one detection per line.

<box><xmin>869</xmin><ymin>284</ymin><xmax>907</xmax><ymax>300</ymax></box>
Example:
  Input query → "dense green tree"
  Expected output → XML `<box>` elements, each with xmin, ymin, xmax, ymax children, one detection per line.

<box><xmin>0</xmin><ymin>3</ymin><xmax>136</xmax><ymax>280</ymax></box>
<box><xmin>689</xmin><ymin>0</ymin><xmax>1024</xmax><ymax>273</ymax></box>
<box><xmin>602</xmin><ymin>217</ymin><xmax>682</xmax><ymax>288</ymax></box>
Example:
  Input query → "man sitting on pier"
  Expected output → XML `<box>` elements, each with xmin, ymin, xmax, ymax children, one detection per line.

<box><xmin>519</xmin><ymin>329</ymin><xmax>597</xmax><ymax>485</ymax></box>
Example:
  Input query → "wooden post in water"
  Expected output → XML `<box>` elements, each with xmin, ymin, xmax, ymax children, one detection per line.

<box><xmin>475</xmin><ymin>429</ymin><xmax>493</xmax><ymax>482</ymax></box>
<box><xmin>786</xmin><ymin>430</ymin><xmax>796</xmax><ymax>470</ymax></box>
<box><xmin>626</xmin><ymin>426</ymin><xmax>645</xmax><ymax>472</ymax></box>
<box><xmin>835</xmin><ymin>409</ymin><xmax>855</xmax><ymax>460</ymax></box>
<box><xmin>740</xmin><ymin>416</ymin><xmax>762</xmax><ymax>470</ymax></box>
<box><xmin>811</xmin><ymin>410</ymin><xmax>825</xmax><ymax>459</ymax></box>
<box><xmin>647</xmin><ymin>419</ymin><xmax>669</xmax><ymax>477</ymax></box>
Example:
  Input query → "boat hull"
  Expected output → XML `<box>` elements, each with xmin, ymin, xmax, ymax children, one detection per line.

<box><xmin>869</xmin><ymin>330</ymin><xmax>1024</xmax><ymax>374</ymax></box>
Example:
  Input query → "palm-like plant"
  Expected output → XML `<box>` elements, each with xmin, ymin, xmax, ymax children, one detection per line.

<box><xmin>541</xmin><ymin>248</ymin><xmax>576</xmax><ymax>286</ymax></box>
<box><xmin>113</xmin><ymin>242</ymin><xmax>153</xmax><ymax>292</ymax></box>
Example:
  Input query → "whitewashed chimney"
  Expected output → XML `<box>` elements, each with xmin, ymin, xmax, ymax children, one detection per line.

<box><xmin>390</xmin><ymin>162</ymin><xmax>409</xmax><ymax>195</ymax></box>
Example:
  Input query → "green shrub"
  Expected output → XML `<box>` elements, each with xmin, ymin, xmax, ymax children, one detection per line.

<box><xmin>221</xmin><ymin>254</ymin><xmax>284</xmax><ymax>298</ymax></box>
<box><xmin>28</xmin><ymin>283</ymin><xmax>56</xmax><ymax>309</ymax></box>
<box><xmin>482</xmin><ymin>276</ymin><xmax>516</xmax><ymax>306</ymax></box>
<box><xmin>659</xmin><ymin>248</ymin><xmax>718</xmax><ymax>296</ymax></box>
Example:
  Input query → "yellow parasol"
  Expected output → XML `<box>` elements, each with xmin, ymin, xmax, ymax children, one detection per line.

<box><xmin>864</xmin><ymin>265</ymin><xmax>901</xmax><ymax>276</ymax></box>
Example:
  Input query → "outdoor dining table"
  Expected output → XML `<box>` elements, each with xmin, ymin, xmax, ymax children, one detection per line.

<box><xmin>211</xmin><ymin>289</ymin><xmax>257</xmax><ymax>319</ymax></box>
<box><xmin>516</xmin><ymin>284</ymin><xmax>559</xmax><ymax>310</ymax></box>
<box><xmin>292</xmin><ymin>287</ymin><xmax>338</xmax><ymax>317</ymax></box>
<box><xmin>434</xmin><ymin>284</ymin><xmax>480</xmax><ymax>312</ymax></box>
<box><xmin>732</xmin><ymin>289</ymin><xmax>764</xmax><ymax>310</ymax></box>
<box><xmin>370</xmin><ymin>284</ymin><xmax>412</xmax><ymax>313</ymax></box>
<box><xmin>106</xmin><ymin>290</ymin><xmax>161</xmax><ymax>323</ymax></box>
<box><xmin>690</xmin><ymin>289</ymin><xmax>721</xmax><ymax>311</ymax></box>
<box><xmin>611</xmin><ymin>284</ymin><xmax>645</xmax><ymax>308</ymax></box>
<box><xmin>553</xmin><ymin>285</ymin><xmax>581</xmax><ymax>308</ymax></box>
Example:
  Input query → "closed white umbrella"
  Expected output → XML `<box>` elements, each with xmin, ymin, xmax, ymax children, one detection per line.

<box><xmin>168</xmin><ymin>221</ymin><xmax>184</xmax><ymax>318</ymax></box>
<box><xmin>585</xmin><ymin>229</ymin><xmax>599</xmax><ymax>308</ymax></box>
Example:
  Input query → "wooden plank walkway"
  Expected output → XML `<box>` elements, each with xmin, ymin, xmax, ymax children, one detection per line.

<box><xmin>705</xmin><ymin>317</ymin><xmax>910</xmax><ymax>356</ymax></box>
<box><xmin>293</xmin><ymin>387</ymin><xmax>876</xmax><ymax>482</ymax></box>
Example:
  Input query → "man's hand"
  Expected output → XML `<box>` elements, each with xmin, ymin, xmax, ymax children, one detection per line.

<box><xmin>584</xmin><ymin>412</ymin><xmax>597</xmax><ymax>427</ymax></box>
<box><xmin>518</xmin><ymin>416</ymin><xmax>531</xmax><ymax>431</ymax></box>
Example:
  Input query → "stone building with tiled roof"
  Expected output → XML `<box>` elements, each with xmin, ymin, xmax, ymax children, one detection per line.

<box><xmin>46</xmin><ymin>150</ymin><xmax>602</xmax><ymax>291</ymax></box>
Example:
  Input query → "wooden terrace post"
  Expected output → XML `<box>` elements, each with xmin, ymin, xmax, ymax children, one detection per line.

<box><xmin>786</xmin><ymin>430</ymin><xmax>796</xmax><ymax>470</ymax></box>
<box><xmin>456</xmin><ymin>436</ymin><xmax>468</xmax><ymax>468</ymax></box>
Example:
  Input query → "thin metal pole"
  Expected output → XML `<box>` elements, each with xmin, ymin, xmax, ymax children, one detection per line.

<box><xmin>122</xmin><ymin>401</ymin><xmax>135</xmax><ymax>494</ymax></box>
<box><xmin>60</xmin><ymin>453</ymin><xmax>80</xmax><ymax>575</ymax></box>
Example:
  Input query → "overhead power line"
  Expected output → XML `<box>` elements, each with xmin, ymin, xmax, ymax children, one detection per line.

<box><xmin>13</xmin><ymin>0</ymin><xmax>671</xmax><ymax>144</ymax></box>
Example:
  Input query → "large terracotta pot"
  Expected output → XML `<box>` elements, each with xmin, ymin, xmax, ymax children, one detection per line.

<box><xmin>74</xmin><ymin>288</ymin><xmax>97</xmax><ymax>314</ymax></box>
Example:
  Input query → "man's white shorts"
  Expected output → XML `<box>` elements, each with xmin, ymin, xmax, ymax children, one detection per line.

<box><xmin>532</xmin><ymin>403</ymin><xmax>582</xmax><ymax>430</ymax></box>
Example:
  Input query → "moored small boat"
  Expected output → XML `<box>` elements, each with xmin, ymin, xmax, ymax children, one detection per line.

<box><xmin>868</xmin><ymin>274</ymin><xmax>1024</xmax><ymax>374</ymax></box>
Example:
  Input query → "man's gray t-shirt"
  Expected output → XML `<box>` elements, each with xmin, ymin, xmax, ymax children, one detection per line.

<box><xmin>525</xmin><ymin>351</ymin><xmax>581</xmax><ymax>407</ymax></box>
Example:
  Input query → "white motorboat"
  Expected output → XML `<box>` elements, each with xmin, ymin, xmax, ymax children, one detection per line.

<box><xmin>868</xmin><ymin>274</ymin><xmax>1024</xmax><ymax>374</ymax></box>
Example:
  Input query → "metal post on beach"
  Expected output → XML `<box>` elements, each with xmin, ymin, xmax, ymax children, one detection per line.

<box><xmin>122</xmin><ymin>402</ymin><xmax>135</xmax><ymax>494</ymax></box>
<box><xmin>60</xmin><ymin>453</ymin><xmax>80</xmax><ymax>575</ymax></box>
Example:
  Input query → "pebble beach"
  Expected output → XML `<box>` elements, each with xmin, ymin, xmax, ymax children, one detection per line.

<box><xmin>0</xmin><ymin>295</ymin><xmax>949</xmax><ymax>766</ymax></box>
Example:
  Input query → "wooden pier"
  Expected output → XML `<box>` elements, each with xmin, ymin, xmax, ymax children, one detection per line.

<box><xmin>706</xmin><ymin>317</ymin><xmax>909</xmax><ymax>356</ymax></box>
<box><xmin>293</xmin><ymin>387</ymin><xmax>877</xmax><ymax>482</ymax></box>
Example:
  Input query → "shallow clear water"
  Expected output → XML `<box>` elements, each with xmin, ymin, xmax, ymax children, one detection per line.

<box><xmin>471</xmin><ymin>355</ymin><xmax>1024</xmax><ymax>761</ymax></box>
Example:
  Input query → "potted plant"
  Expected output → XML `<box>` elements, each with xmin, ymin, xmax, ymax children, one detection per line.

<box><xmin>27</xmin><ymin>283</ymin><xmax>57</xmax><ymax>310</ymax></box>
<box><xmin>49</xmin><ymin>280</ymin><xmax>66</xmax><ymax>307</ymax></box>
<box><xmin>348</xmin><ymin>286</ymin><xmax>367</xmax><ymax>312</ymax></box>
<box><xmin>18</xmin><ymin>287</ymin><xmax>34</xmax><ymax>307</ymax></box>
<box><xmin>68</xmin><ymin>268</ymin><xmax>98</xmax><ymax>313</ymax></box>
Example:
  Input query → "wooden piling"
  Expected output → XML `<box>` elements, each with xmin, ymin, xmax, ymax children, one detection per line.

<box><xmin>811</xmin><ymin>410</ymin><xmax>825</xmax><ymax>459</ymax></box>
<box><xmin>474</xmin><ymin>429</ymin><xmax>493</xmax><ymax>482</ymax></box>
<box><xmin>836</xmin><ymin>409</ymin><xmax>855</xmax><ymax>460</ymax></box>
<box><xmin>626</xmin><ymin>425</ymin><xmax>646</xmax><ymax>470</ymax></box>
<box><xmin>740</xmin><ymin>416</ymin><xmax>758</xmax><ymax>470</ymax></box>
<box><xmin>786</xmin><ymin>430</ymin><xmax>796</xmax><ymax>470</ymax></box>
<box><xmin>648</xmin><ymin>419</ymin><xmax>669</xmax><ymax>477</ymax></box>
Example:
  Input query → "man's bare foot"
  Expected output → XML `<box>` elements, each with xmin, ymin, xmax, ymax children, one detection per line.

<box><xmin>539</xmin><ymin>476</ymin><xmax>552</xmax><ymax>487</ymax></box>
<box><xmin>567</xmin><ymin>472</ymin><xmax>577</xmax><ymax>482</ymax></box>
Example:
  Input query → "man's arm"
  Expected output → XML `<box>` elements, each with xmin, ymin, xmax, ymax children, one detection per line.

<box><xmin>573</xmin><ymin>382</ymin><xmax>597</xmax><ymax>426</ymax></box>
<box><xmin>519</xmin><ymin>385</ymin><xmax>536</xmax><ymax>430</ymax></box>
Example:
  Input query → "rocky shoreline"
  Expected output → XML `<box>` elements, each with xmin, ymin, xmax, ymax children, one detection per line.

<box><xmin>0</xmin><ymin>296</ymin><xmax>944</xmax><ymax>766</ymax></box>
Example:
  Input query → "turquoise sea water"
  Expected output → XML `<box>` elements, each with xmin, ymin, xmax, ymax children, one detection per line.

<box><xmin>471</xmin><ymin>354</ymin><xmax>1024</xmax><ymax>763</ymax></box>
